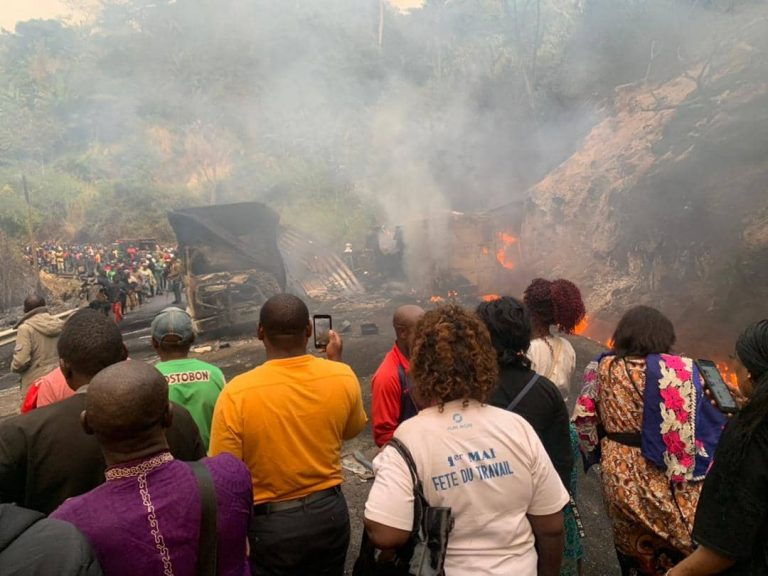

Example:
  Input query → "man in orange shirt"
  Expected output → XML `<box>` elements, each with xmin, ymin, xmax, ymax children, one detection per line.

<box><xmin>209</xmin><ymin>294</ymin><xmax>367</xmax><ymax>576</ymax></box>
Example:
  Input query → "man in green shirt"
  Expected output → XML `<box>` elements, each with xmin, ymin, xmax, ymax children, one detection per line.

<box><xmin>151</xmin><ymin>307</ymin><xmax>225</xmax><ymax>449</ymax></box>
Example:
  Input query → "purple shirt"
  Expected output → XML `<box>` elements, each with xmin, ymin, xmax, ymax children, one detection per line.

<box><xmin>51</xmin><ymin>452</ymin><xmax>252</xmax><ymax>576</ymax></box>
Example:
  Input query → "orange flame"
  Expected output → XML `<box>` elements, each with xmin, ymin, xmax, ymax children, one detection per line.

<box><xmin>481</xmin><ymin>294</ymin><xmax>501</xmax><ymax>302</ymax></box>
<box><xmin>716</xmin><ymin>361</ymin><xmax>740</xmax><ymax>391</ymax></box>
<box><xmin>429</xmin><ymin>295</ymin><xmax>444</xmax><ymax>303</ymax></box>
<box><xmin>574</xmin><ymin>315</ymin><xmax>590</xmax><ymax>335</ymax></box>
<box><xmin>496</xmin><ymin>232</ymin><xmax>517</xmax><ymax>270</ymax></box>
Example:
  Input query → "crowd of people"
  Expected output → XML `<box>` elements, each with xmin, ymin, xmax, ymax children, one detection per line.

<box><xmin>28</xmin><ymin>242</ymin><xmax>173</xmax><ymax>278</ymax></box>
<box><xmin>27</xmin><ymin>241</ymin><xmax>186</xmax><ymax>322</ymax></box>
<box><xmin>0</xmin><ymin>278</ymin><xmax>766</xmax><ymax>576</ymax></box>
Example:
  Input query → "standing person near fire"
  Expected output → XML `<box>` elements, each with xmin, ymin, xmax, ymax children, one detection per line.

<box><xmin>667</xmin><ymin>319</ymin><xmax>768</xmax><ymax>576</ymax></box>
<box><xmin>152</xmin><ymin>307</ymin><xmax>226</xmax><ymax>450</ymax></box>
<box><xmin>477</xmin><ymin>296</ymin><xmax>580</xmax><ymax>576</ymax></box>
<box><xmin>523</xmin><ymin>278</ymin><xmax>585</xmax><ymax>401</ymax></box>
<box><xmin>371</xmin><ymin>305</ymin><xmax>424</xmax><ymax>447</ymax></box>
<box><xmin>168</xmin><ymin>256</ymin><xmax>184</xmax><ymax>305</ymax></box>
<box><xmin>209</xmin><ymin>294</ymin><xmax>367</xmax><ymax>576</ymax></box>
<box><xmin>477</xmin><ymin>297</ymin><xmax>574</xmax><ymax>486</ymax></box>
<box><xmin>50</xmin><ymin>360</ymin><xmax>252</xmax><ymax>576</ymax></box>
<box><xmin>11</xmin><ymin>295</ymin><xmax>65</xmax><ymax>397</ymax></box>
<box><xmin>573</xmin><ymin>306</ymin><xmax>727</xmax><ymax>574</ymax></box>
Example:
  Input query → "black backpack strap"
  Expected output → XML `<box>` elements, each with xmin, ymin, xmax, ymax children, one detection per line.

<box><xmin>396</xmin><ymin>363</ymin><xmax>419</xmax><ymax>423</ymax></box>
<box><xmin>506</xmin><ymin>374</ymin><xmax>540</xmax><ymax>412</ymax></box>
<box><xmin>188</xmin><ymin>461</ymin><xmax>218</xmax><ymax>576</ymax></box>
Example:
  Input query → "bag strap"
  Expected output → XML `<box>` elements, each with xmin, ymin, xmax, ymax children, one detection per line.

<box><xmin>506</xmin><ymin>374</ymin><xmax>540</xmax><ymax>412</ymax></box>
<box><xmin>188</xmin><ymin>461</ymin><xmax>218</xmax><ymax>576</ymax></box>
<box><xmin>545</xmin><ymin>337</ymin><xmax>564</xmax><ymax>380</ymax></box>
<box><xmin>388</xmin><ymin>437</ymin><xmax>427</xmax><ymax>531</ymax></box>
<box><xmin>396</xmin><ymin>363</ymin><xmax>418</xmax><ymax>423</ymax></box>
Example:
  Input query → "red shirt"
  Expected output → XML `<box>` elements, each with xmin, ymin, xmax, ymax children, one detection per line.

<box><xmin>371</xmin><ymin>344</ymin><xmax>409</xmax><ymax>447</ymax></box>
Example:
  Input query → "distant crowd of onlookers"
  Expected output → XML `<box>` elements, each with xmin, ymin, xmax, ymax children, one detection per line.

<box><xmin>24</xmin><ymin>241</ymin><xmax>186</xmax><ymax>322</ymax></box>
<box><xmin>27</xmin><ymin>242</ymin><xmax>174</xmax><ymax>278</ymax></box>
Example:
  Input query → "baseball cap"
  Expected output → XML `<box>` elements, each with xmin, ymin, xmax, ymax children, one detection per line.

<box><xmin>151</xmin><ymin>307</ymin><xmax>194</xmax><ymax>343</ymax></box>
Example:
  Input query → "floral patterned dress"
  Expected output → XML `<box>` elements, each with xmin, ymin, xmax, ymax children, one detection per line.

<box><xmin>573</xmin><ymin>357</ymin><xmax>703</xmax><ymax>575</ymax></box>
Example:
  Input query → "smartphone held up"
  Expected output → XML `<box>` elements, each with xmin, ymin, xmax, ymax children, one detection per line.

<box><xmin>313</xmin><ymin>315</ymin><xmax>332</xmax><ymax>350</ymax></box>
<box><xmin>695</xmin><ymin>359</ymin><xmax>739</xmax><ymax>414</ymax></box>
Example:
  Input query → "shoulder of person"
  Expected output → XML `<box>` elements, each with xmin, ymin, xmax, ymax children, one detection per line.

<box><xmin>560</xmin><ymin>336</ymin><xmax>576</xmax><ymax>356</ymax></box>
<box><xmin>197</xmin><ymin>360</ymin><xmax>224</xmax><ymax>375</ymax></box>
<box><xmin>223</xmin><ymin>366</ymin><xmax>262</xmax><ymax>392</ymax></box>
<box><xmin>314</xmin><ymin>356</ymin><xmax>358</xmax><ymax>379</ymax></box>
<box><xmin>477</xmin><ymin>404</ymin><xmax>544</xmax><ymax>447</ymax></box>
<box><xmin>6</xmin><ymin>394</ymin><xmax>83</xmax><ymax>432</ymax></box>
<box><xmin>371</xmin><ymin>349</ymin><xmax>397</xmax><ymax>378</ymax></box>
<box><xmin>169</xmin><ymin>401</ymin><xmax>198</xmax><ymax>424</ymax></box>
<box><xmin>203</xmin><ymin>452</ymin><xmax>252</xmax><ymax>485</ymax></box>
<box><xmin>536</xmin><ymin>375</ymin><xmax>566</xmax><ymax>401</ymax></box>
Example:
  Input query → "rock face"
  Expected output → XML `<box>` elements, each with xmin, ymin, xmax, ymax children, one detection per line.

<box><xmin>521</xmin><ymin>10</ymin><xmax>768</xmax><ymax>357</ymax></box>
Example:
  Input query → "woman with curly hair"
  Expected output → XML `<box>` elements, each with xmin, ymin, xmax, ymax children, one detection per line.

<box><xmin>524</xmin><ymin>278</ymin><xmax>586</xmax><ymax>401</ymax></box>
<box><xmin>668</xmin><ymin>320</ymin><xmax>768</xmax><ymax>576</ymax></box>
<box><xmin>573</xmin><ymin>306</ymin><xmax>727</xmax><ymax>575</ymax></box>
<box><xmin>364</xmin><ymin>305</ymin><xmax>570</xmax><ymax>576</ymax></box>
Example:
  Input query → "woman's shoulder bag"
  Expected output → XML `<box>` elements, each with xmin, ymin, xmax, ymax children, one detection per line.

<box><xmin>353</xmin><ymin>437</ymin><xmax>454</xmax><ymax>576</ymax></box>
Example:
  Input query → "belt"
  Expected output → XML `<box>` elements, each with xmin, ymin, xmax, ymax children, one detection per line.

<box><xmin>252</xmin><ymin>486</ymin><xmax>341</xmax><ymax>515</ymax></box>
<box><xmin>605</xmin><ymin>432</ymin><xmax>642</xmax><ymax>447</ymax></box>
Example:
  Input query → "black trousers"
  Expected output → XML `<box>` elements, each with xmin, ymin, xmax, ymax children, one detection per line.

<box><xmin>248</xmin><ymin>489</ymin><xmax>350</xmax><ymax>576</ymax></box>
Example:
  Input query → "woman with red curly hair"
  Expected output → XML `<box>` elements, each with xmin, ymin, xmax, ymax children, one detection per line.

<box><xmin>524</xmin><ymin>278</ymin><xmax>586</xmax><ymax>401</ymax></box>
<box><xmin>363</xmin><ymin>305</ymin><xmax>570</xmax><ymax>576</ymax></box>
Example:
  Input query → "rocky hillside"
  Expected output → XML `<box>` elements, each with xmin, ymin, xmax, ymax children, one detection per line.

<box><xmin>521</xmin><ymin>6</ymin><xmax>768</xmax><ymax>357</ymax></box>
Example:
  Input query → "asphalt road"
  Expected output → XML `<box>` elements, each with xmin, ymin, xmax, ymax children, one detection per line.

<box><xmin>0</xmin><ymin>295</ymin><xmax>621</xmax><ymax>574</ymax></box>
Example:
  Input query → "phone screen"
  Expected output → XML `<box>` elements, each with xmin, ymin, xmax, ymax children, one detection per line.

<box><xmin>313</xmin><ymin>315</ymin><xmax>332</xmax><ymax>349</ymax></box>
<box><xmin>695</xmin><ymin>360</ymin><xmax>738</xmax><ymax>413</ymax></box>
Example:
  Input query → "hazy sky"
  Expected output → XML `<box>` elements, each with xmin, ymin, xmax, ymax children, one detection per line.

<box><xmin>0</xmin><ymin>0</ymin><xmax>424</xmax><ymax>31</ymax></box>
<box><xmin>2</xmin><ymin>0</ymin><xmax>76</xmax><ymax>30</ymax></box>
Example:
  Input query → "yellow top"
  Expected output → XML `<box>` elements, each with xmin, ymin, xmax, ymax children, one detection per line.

<box><xmin>209</xmin><ymin>354</ymin><xmax>368</xmax><ymax>503</ymax></box>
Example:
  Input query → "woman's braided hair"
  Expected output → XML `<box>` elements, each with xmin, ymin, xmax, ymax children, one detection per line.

<box><xmin>523</xmin><ymin>278</ymin><xmax>586</xmax><ymax>334</ymax></box>
<box><xmin>410</xmin><ymin>304</ymin><xmax>499</xmax><ymax>411</ymax></box>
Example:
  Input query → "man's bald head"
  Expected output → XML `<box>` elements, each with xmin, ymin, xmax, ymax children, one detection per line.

<box><xmin>85</xmin><ymin>360</ymin><xmax>170</xmax><ymax>444</ymax></box>
<box><xmin>258</xmin><ymin>294</ymin><xmax>311</xmax><ymax>351</ymax></box>
<box><xmin>393</xmin><ymin>305</ymin><xmax>425</xmax><ymax>358</ymax></box>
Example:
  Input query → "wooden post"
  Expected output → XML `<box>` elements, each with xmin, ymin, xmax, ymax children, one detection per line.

<box><xmin>184</xmin><ymin>246</ymin><xmax>193</xmax><ymax>311</ymax></box>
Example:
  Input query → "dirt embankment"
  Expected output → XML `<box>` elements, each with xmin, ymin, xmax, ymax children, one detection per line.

<box><xmin>521</xmin><ymin>6</ymin><xmax>768</xmax><ymax>357</ymax></box>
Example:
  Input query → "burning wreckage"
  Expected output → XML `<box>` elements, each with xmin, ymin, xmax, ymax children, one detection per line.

<box><xmin>169</xmin><ymin>202</ymin><xmax>523</xmax><ymax>331</ymax></box>
<box><xmin>168</xmin><ymin>202</ymin><xmax>364</xmax><ymax>332</ymax></box>
<box><xmin>168</xmin><ymin>203</ymin><xmax>287</xmax><ymax>332</ymax></box>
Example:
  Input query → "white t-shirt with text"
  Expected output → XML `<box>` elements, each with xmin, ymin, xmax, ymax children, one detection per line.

<box><xmin>365</xmin><ymin>400</ymin><xmax>569</xmax><ymax>575</ymax></box>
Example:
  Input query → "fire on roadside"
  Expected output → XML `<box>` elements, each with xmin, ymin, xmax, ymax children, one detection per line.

<box><xmin>481</xmin><ymin>294</ymin><xmax>501</xmax><ymax>302</ymax></box>
<box><xmin>574</xmin><ymin>315</ymin><xmax>590</xmax><ymax>335</ymax></box>
<box><xmin>496</xmin><ymin>232</ymin><xmax>517</xmax><ymax>270</ymax></box>
<box><xmin>716</xmin><ymin>361</ymin><xmax>740</xmax><ymax>391</ymax></box>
